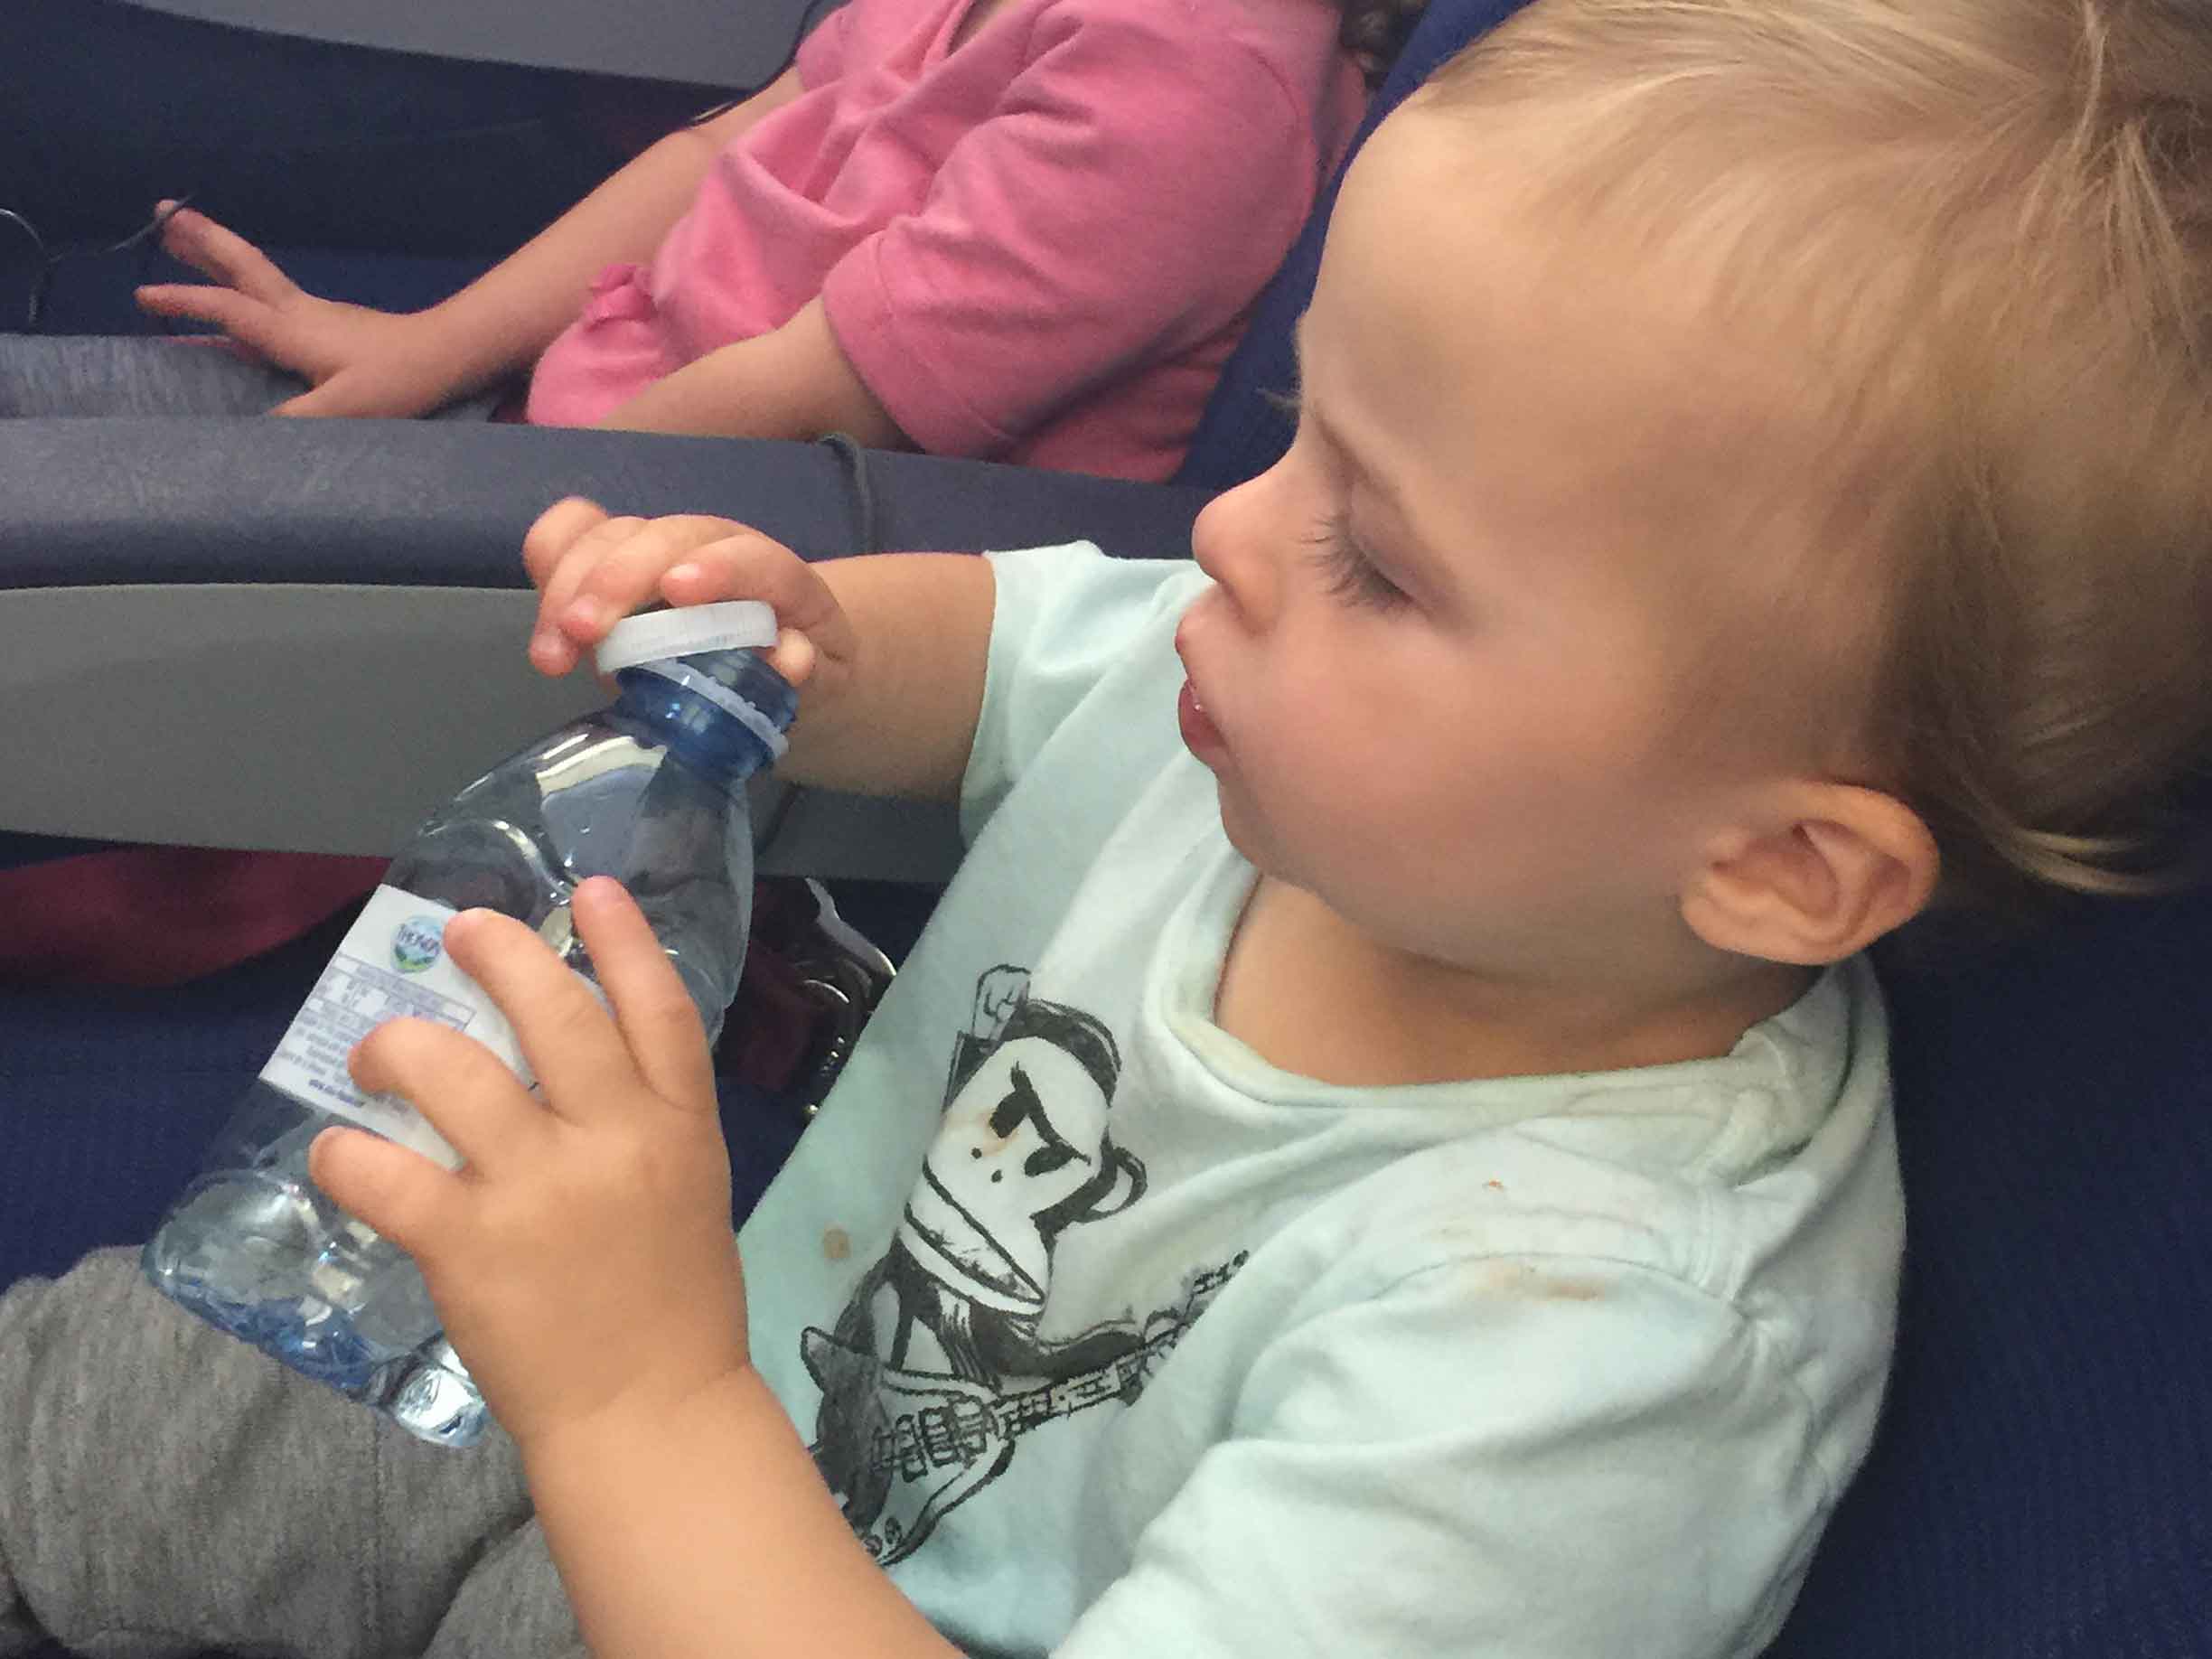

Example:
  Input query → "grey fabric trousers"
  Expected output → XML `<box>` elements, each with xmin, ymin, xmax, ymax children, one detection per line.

<box><xmin>0</xmin><ymin>1250</ymin><xmax>578</xmax><ymax>1659</ymax></box>
<box><xmin>0</xmin><ymin>336</ymin><xmax>501</xmax><ymax>419</ymax></box>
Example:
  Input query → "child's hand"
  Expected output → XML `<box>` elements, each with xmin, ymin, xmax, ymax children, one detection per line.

<box><xmin>135</xmin><ymin>203</ymin><xmax>472</xmax><ymax>418</ymax></box>
<box><xmin>522</xmin><ymin>497</ymin><xmax>857</xmax><ymax>697</ymax></box>
<box><xmin>306</xmin><ymin>876</ymin><xmax>751</xmax><ymax>1448</ymax></box>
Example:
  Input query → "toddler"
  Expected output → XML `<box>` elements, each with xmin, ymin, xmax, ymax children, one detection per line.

<box><xmin>5</xmin><ymin>0</ymin><xmax>2210</xmax><ymax>1654</ymax></box>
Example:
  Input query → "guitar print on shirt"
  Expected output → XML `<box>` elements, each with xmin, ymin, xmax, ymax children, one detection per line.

<box><xmin>802</xmin><ymin>966</ymin><xmax>1242</xmax><ymax>1564</ymax></box>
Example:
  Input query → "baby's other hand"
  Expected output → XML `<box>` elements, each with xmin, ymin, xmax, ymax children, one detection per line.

<box><xmin>308</xmin><ymin>877</ymin><xmax>751</xmax><ymax>1447</ymax></box>
<box><xmin>521</xmin><ymin>497</ymin><xmax>853</xmax><ymax>695</ymax></box>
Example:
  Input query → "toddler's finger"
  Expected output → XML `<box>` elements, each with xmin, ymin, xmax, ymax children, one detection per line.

<box><xmin>530</xmin><ymin>512</ymin><xmax>651</xmax><ymax>670</ymax></box>
<box><xmin>651</xmin><ymin>532</ymin><xmax>847</xmax><ymax>658</ymax></box>
<box><xmin>525</xmin><ymin>499</ymin><xmax>613</xmax><ymax>673</ymax></box>
<box><xmin>657</xmin><ymin>551</ymin><xmax>818</xmax><ymax>686</ymax></box>
<box><xmin>569</xmin><ymin>877</ymin><xmax>716</xmax><ymax>1114</ymax></box>
<box><xmin>306</xmin><ymin>1126</ymin><xmax>466</xmax><ymax>1266</ymax></box>
<box><xmin>347</xmin><ymin>1010</ymin><xmax>548</xmax><ymax>1176</ymax></box>
<box><xmin>521</xmin><ymin>497</ymin><xmax>610</xmax><ymax>594</ymax></box>
<box><xmin>556</xmin><ymin>515</ymin><xmax>757</xmax><ymax>640</ymax></box>
<box><xmin>434</xmin><ymin>907</ymin><xmax>642</xmax><ymax>1128</ymax></box>
<box><xmin>764</xmin><ymin>625</ymin><xmax>818</xmax><ymax>689</ymax></box>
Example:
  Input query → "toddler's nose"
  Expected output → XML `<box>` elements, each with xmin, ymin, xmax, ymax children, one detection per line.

<box><xmin>1190</xmin><ymin>479</ymin><xmax>1279</xmax><ymax>628</ymax></box>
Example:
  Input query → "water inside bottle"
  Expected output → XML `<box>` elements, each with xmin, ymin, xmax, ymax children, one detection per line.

<box><xmin>145</xmin><ymin>658</ymin><xmax>785</xmax><ymax>1449</ymax></box>
<box><xmin>143</xmin><ymin>1083</ymin><xmax>488</xmax><ymax>1438</ymax></box>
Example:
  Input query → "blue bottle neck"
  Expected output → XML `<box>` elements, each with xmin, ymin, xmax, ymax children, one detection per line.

<box><xmin>612</xmin><ymin>649</ymin><xmax>798</xmax><ymax>789</ymax></box>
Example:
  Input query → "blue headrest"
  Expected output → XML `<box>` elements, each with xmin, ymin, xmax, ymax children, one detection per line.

<box><xmin>1770</xmin><ymin>898</ymin><xmax>2212</xmax><ymax>1656</ymax></box>
<box><xmin>1174</xmin><ymin>0</ymin><xmax>1537</xmax><ymax>490</ymax></box>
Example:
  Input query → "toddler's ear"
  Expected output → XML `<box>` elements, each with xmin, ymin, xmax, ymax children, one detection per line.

<box><xmin>1680</xmin><ymin>784</ymin><xmax>1938</xmax><ymax>965</ymax></box>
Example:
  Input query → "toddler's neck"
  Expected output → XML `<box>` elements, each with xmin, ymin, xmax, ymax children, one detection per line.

<box><xmin>1213</xmin><ymin>877</ymin><xmax>1815</xmax><ymax>1087</ymax></box>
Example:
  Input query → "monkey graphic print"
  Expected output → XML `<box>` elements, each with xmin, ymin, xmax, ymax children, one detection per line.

<box><xmin>802</xmin><ymin>964</ymin><xmax>1239</xmax><ymax>1564</ymax></box>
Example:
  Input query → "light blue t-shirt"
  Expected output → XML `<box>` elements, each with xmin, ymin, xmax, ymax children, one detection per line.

<box><xmin>740</xmin><ymin>545</ymin><xmax>1904</xmax><ymax>1658</ymax></box>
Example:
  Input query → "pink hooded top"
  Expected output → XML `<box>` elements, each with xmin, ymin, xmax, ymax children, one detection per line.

<box><xmin>527</xmin><ymin>0</ymin><xmax>1367</xmax><ymax>481</ymax></box>
<box><xmin>1</xmin><ymin>0</ymin><xmax>1364</xmax><ymax>996</ymax></box>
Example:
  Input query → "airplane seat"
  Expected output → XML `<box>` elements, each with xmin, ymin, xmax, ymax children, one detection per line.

<box><xmin>0</xmin><ymin>0</ymin><xmax>737</xmax><ymax>268</ymax></box>
<box><xmin>4</xmin><ymin>1</ymin><xmax>781</xmax><ymax>338</ymax></box>
<box><xmin>3</xmin><ymin>0</ymin><xmax>2208</xmax><ymax>1654</ymax></box>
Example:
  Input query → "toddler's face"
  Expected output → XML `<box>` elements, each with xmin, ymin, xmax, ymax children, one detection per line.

<box><xmin>1174</xmin><ymin>104</ymin><xmax>1834</xmax><ymax>982</ymax></box>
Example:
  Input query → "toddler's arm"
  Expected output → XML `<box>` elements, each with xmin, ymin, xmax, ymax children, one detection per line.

<box><xmin>310</xmin><ymin>878</ymin><xmax>962</xmax><ymax>1659</ymax></box>
<box><xmin>136</xmin><ymin>71</ymin><xmax>804</xmax><ymax>417</ymax></box>
<box><xmin>523</xmin><ymin>499</ymin><xmax>994</xmax><ymax>800</ymax></box>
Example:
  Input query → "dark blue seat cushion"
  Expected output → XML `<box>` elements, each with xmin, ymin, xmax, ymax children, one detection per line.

<box><xmin>1766</xmin><ymin>897</ymin><xmax>2212</xmax><ymax>1656</ymax></box>
<box><xmin>0</xmin><ymin>0</ymin><xmax>681</xmax><ymax>257</ymax></box>
<box><xmin>1174</xmin><ymin>0</ymin><xmax>1536</xmax><ymax>490</ymax></box>
<box><xmin>0</xmin><ymin>899</ymin><xmax>805</xmax><ymax>1286</ymax></box>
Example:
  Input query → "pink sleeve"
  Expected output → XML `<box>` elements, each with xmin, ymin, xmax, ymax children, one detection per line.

<box><xmin>819</xmin><ymin>3</ymin><xmax>1335</xmax><ymax>459</ymax></box>
<box><xmin>794</xmin><ymin>0</ymin><xmax>856</xmax><ymax>87</ymax></box>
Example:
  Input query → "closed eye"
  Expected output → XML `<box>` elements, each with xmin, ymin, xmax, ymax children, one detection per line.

<box><xmin>1303</xmin><ymin>511</ymin><xmax>1412</xmax><ymax>611</ymax></box>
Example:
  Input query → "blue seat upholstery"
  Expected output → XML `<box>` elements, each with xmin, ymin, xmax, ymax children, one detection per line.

<box><xmin>0</xmin><ymin>0</ymin><xmax>689</xmax><ymax>258</ymax></box>
<box><xmin>0</xmin><ymin>904</ymin><xmax>807</xmax><ymax>1289</ymax></box>
<box><xmin>1767</xmin><ymin>902</ymin><xmax>2212</xmax><ymax>1656</ymax></box>
<box><xmin>4</xmin><ymin>0</ymin><xmax>2208</xmax><ymax>1653</ymax></box>
<box><xmin>1176</xmin><ymin>0</ymin><xmax>1533</xmax><ymax>491</ymax></box>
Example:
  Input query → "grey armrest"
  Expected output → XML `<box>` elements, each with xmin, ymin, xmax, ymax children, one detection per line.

<box><xmin>0</xmin><ymin>419</ymin><xmax>1210</xmax><ymax>878</ymax></box>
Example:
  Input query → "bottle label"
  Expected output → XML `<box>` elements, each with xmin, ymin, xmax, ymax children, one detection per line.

<box><xmin>258</xmin><ymin>885</ymin><xmax>535</xmax><ymax>1169</ymax></box>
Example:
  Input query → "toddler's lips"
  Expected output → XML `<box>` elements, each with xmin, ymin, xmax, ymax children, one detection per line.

<box><xmin>1178</xmin><ymin>679</ymin><xmax>1226</xmax><ymax>763</ymax></box>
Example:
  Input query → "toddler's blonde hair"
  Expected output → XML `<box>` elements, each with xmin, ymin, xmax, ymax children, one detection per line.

<box><xmin>1426</xmin><ymin>0</ymin><xmax>2212</xmax><ymax>912</ymax></box>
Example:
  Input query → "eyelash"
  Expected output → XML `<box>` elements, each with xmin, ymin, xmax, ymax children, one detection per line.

<box><xmin>1303</xmin><ymin>512</ymin><xmax>1411</xmax><ymax>611</ymax></box>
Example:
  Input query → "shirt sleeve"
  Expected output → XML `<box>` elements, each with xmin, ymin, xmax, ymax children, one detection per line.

<box><xmin>820</xmin><ymin>2</ymin><xmax>1337</xmax><ymax>457</ymax></box>
<box><xmin>1055</xmin><ymin>1256</ymin><xmax>1840</xmax><ymax>1659</ymax></box>
<box><xmin>794</xmin><ymin>0</ymin><xmax>856</xmax><ymax>88</ymax></box>
<box><xmin>961</xmin><ymin>545</ymin><xmax>1204</xmax><ymax>842</ymax></box>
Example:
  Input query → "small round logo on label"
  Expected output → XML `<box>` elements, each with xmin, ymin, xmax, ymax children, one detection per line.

<box><xmin>391</xmin><ymin>915</ymin><xmax>446</xmax><ymax>974</ymax></box>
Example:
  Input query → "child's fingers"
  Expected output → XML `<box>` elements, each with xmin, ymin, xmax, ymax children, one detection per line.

<box><xmin>157</xmin><ymin>209</ymin><xmax>297</xmax><ymax>304</ymax></box>
<box><xmin>532</xmin><ymin>509</ymin><xmax>670</xmax><ymax>648</ymax></box>
<box><xmin>549</xmin><ymin>515</ymin><xmax>767</xmax><ymax>642</ymax></box>
<box><xmin>434</xmin><ymin>907</ymin><xmax>645</xmax><ymax>1129</ymax></box>
<box><xmin>348</xmin><ymin>1013</ymin><xmax>550</xmax><ymax>1176</ymax></box>
<box><xmin>133</xmin><ymin>282</ymin><xmax>269</xmax><ymax>343</ymax></box>
<box><xmin>527</xmin><ymin>510</ymin><xmax>651</xmax><ymax>673</ymax></box>
<box><xmin>568</xmin><ymin>877</ymin><xmax>717</xmax><ymax>1115</ymax></box>
<box><xmin>521</xmin><ymin>497</ymin><xmax>611</xmax><ymax>594</ymax></box>
<box><xmin>764</xmin><ymin>625</ymin><xmax>819</xmax><ymax>690</ymax></box>
<box><xmin>306</xmin><ymin>1126</ymin><xmax>468</xmax><ymax>1265</ymax></box>
<box><xmin>651</xmin><ymin>532</ymin><xmax>850</xmax><ymax>668</ymax></box>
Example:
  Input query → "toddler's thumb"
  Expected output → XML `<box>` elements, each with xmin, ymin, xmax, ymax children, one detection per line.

<box><xmin>767</xmin><ymin>626</ymin><xmax>819</xmax><ymax>689</ymax></box>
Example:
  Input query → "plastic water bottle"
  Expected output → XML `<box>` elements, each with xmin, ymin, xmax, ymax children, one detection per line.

<box><xmin>143</xmin><ymin>603</ymin><xmax>797</xmax><ymax>1448</ymax></box>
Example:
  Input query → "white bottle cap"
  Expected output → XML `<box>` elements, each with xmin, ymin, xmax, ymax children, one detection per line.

<box><xmin>595</xmin><ymin>601</ymin><xmax>778</xmax><ymax>674</ymax></box>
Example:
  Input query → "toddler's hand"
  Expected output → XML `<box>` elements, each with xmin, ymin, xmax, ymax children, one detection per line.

<box><xmin>521</xmin><ymin>498</ymin><xmax>857</xmax><ymax>698</ymax></box>
<box><xmin>308</xmin><ymin>877</ymin><xmax>750</xmax><ymax>1448</ymax></box>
